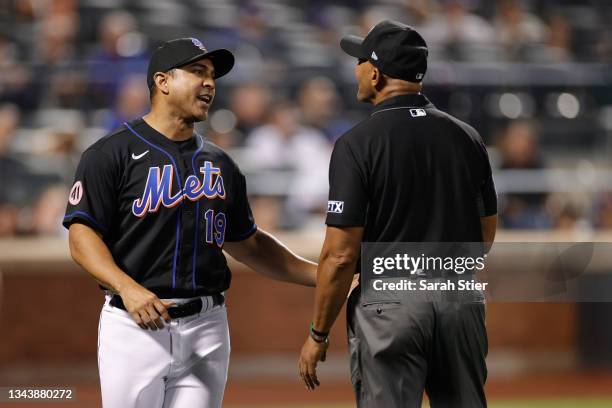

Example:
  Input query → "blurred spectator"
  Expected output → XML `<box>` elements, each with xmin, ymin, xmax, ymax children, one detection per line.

<box><xmin>45</xmin><ymin>69</ymin><xmax>88</xmax><ymax>109</ymax></box>
<box><xmin>203</xmin><ymin>109</ymin><xmax>241</xmax><ymax>149</ymax></box>
<box><xmin>416</xmin><ymin>0</ymin><xmax>496</xmax><ymax>61</ymax></box>
<box><xmin>0</xmin><ymin>104</ymin><xmax>33</xmax><ymax>204</ymax></box>
<box><xmin>31</xmin><ymin>3</ymin><xmax>87</xmax><ymax>110</ymax></box>
<box><xmin>297</xmin><ymin>76</ymin><xmax>352</xmax><ymax>141</ymax></box>
<box><xmin>209</xmin><ymin>2</ymin><xmax>288</xmax><ymax>79</ymax></box>
<box><xmin>31</xmin><ymin>109</ymin><xmax>83</xmax><ymax>184</ymax></box>
<box><xmin>34</xmin><ymin>8</ymin><xmax>78</xmax><ymax>67</ymax></box>
<box><xmin>547</xmin><ymin>194</ymin><xmax>588</xmax><ymax>232</ymax></box>
<box><xmin>87</xmin><ymin>11</ymin><xmax>148</xmax><ymax>109</ymax></box>
<box><xmin>495</xmin><ymin>0</ymin><xmax>546</xmax><ymax>61</ymax></box>
<box><xmin>357</xmin><ymin>6</ymin><xmax>406</xmax><ymax>36</ymax></box>
<box><xmin>0</xmin><ymin>205</ymin><xmax>19</xmax><ymax>237</ymax></box>
<box><xmin>498</xmin><ymin>120</ymin><xmax>552</xmax><ymax>229</ymax></box>
<box><xmin>595</xmin><ymin>29</ymin><xmax>612</xmax><ymax>63</ymax></box>
<box><xmin>0</xmin><ymin>104</ymin><xmax>62</xmax><ymax>236</ymax></box>
<box><xmin>11</xmin><ymin>0</ymin><xmax>38</xmax><ymax>23</ymax></box>
<box><xmin>0</xmin><ymin>104</ymin><xmax>24</xmax><ymax>236</ymax></box>
<box><xmin>29</xmin><ymin>184</ymin><xmax>68</xmax><ymax>236</ymax></box>
<box><xmin>249</xmin><ymin>196</ymin><xmax>283</xmax><ymax>232</ymax></box>
<box><xmin>229</xmin><ymin>82</ymin><xmax>271</xmax><ymax>144</ymax></box>
<box><xmin>403</xmin><ymin>0</ymin><xmax>436</xmax><ymax>26</ymax></box>
<box><xmin>594</xmin><ymin>193</ymin><xmax>612</xmax><ymax>229</ymax></box>
<box><xmin>236</xmin><ymin>3</ymin><xmax>287</xmax><ymax>57</ymax></box>
<box><xmin>553</xmin><ymin>204</ymin><xmax>581</xmax><ymax>231</ymax></box>
<box><xmin>0</xmin><ymin>1</ymin><xmax>611</xmax><ymax>236</ymax></box>
<box><xmin>104</xmin><ymin>74</ymin><xmax>150</xmax><ymax>132</ymax></box>
<box><xmin>0</xmin><ymin>105</ymin><xmax>21</xmax><ymax>153</ymax></box>
<box><xmin>0</xmin><ymin>35</ymin><xmax>35</xmax><ymax>110</ymax></box>
<box><xmin>246</xmin><ymin>102</ymin><xmax>331</xmax><ymax>227</ymax></box>
<box><xmin>543</xmin><ymin>12</ymin><xmax>573</xmax><ymax>62</ymax></box>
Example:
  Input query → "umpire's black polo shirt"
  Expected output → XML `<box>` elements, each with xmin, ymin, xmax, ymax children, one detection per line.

<box><xmin>325</xmin><ymin>93</ymin><xmax>497</xmax><ymax>243</ymax></box>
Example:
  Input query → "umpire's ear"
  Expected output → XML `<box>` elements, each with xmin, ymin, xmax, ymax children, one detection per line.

<box><xmin>371</xmin><ymin>65</ymin><xmax>384</xmax><ymax>90</ymax></box>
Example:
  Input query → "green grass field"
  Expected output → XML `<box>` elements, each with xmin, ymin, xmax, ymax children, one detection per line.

<box><xmin>227</xmin><ymin>400</ymin><xmax>612</xmax><ymax>408</ymax></box>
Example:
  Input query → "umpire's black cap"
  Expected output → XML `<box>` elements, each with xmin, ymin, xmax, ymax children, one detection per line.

<box><xmin>341</xmin><ymin>20</ymin><xmax>428</xmax><ymax>83</ymax></box>
<box><xmin>147</xmin><ymin>38</ymin><xmax>234</xmax><ymax>88</ymax></box>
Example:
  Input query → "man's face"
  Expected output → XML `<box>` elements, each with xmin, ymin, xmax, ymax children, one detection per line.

<box><xmin>166</xmin><ymin>58</ymin><xmax>216</xmax><ymax>122</ymax></box>
<box><xmin>355</xmin><ymin>58</ymin><xmax>375</xmax><ymax>103</ymax></box>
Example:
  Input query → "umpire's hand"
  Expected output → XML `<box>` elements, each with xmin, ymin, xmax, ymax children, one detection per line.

<box><xmin>119</xmin><ymin>282</ymin><xmax>175</xmax><ymax>330</ymax></box>
<box><xmin>298</xmin><ymin>336</ymin><xmax>329</xmax><ymax>390</ymax></box>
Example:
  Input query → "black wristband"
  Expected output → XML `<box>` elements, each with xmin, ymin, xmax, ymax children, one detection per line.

<box><xmin>309</xmin><ymin>331</ymin><xmax>329</xmax><ymax>344</ymax></box>
<box><xmin>310</xmin><ymin>322</ymin><xmax>329</xmax><ymax>338</ymax></box>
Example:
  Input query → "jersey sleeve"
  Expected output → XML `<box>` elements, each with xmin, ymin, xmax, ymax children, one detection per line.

<box><xmin>476</xmin><ymin>142</ymin><xmax>498</xmax><ymax>216</ymax></box>
<box><xmin>63</xmin><ymin>148</ymin><xmax>119</xmax><ymax>237</ymax></box>
<box><xmin>325</xmin><ymin>137</ymin><xmax>368</xmax><ymax>227</ymax></box>
<box><xmin>225</xmin><ymin>170</ymin><xmax>257</xmax><ymax>242</ymax></box>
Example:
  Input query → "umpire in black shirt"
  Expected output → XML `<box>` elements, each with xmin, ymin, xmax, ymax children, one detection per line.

<box><xmin>298</xmin><ymin>21</ymin><xmax>497</xmax><ymax>407</ymax></box>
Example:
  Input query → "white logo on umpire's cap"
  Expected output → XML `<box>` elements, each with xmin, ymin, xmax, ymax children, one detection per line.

<box><xmin>371</xmin><ymin>51</ymin><xmax>378</xmax><ymax>60</ymax></box>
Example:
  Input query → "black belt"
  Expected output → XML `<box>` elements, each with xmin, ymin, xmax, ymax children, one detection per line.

<box><xmin>109</xmin><ymin>293</ymin><xmax>224</xmax><ymax>319</ymax></box>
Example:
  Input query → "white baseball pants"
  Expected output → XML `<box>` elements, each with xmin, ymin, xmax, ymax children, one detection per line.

<box><xmin>98</xmin><ymin>294</ymin><xmax>230</xmax><ymax>408</ymax></box>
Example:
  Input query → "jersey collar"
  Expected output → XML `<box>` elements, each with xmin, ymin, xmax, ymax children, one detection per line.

<box><xmin>371</xmin><ymin>93</ymin><xmax>434</xmax><ymax>116</ymax></box>
<box><xmin>132</xmin><ymin>118</ymin><xmax>199</xmax><ymax>151</ymax></box>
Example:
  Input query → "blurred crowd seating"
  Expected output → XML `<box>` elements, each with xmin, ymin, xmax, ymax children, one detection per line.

<box><xmin>1</xmin><ymin>0</ymin><xmax>612</xmax><ymax>237</ymax></box>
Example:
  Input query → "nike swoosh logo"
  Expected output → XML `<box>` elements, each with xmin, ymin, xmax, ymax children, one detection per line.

<box><xmin>131</xmin><ymin>150</ymin><xmax>149</xmax><ymax>160</ymax></box>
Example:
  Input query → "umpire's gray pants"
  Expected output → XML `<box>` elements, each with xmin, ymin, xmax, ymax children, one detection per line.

<box><xmin>347</xmin><ymin>283</ymin><xmax>488</xmax><ymax>408</ymax></box>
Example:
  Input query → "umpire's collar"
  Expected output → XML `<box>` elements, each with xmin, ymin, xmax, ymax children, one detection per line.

<box><xmin>371</xmin><ymin>93</ymin><xmax>434</xmax><ymax>116</ymax></box>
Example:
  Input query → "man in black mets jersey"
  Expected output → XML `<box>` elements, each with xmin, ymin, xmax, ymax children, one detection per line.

<box><xmin>298</xmin><ymin>21</ymin><xmax>498</xmax><ymax>407</ymax></box>
<box><xmin>64</xmin><ymin>38</ymin><xmax>317</xmax><ymax>408</ymax></box>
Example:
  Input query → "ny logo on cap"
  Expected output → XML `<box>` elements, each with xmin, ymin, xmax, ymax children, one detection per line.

<box><xmin>191</xmin><ymin>38</ymin><xmax>207</xmax><ymax>52</ymax></box>
<box><xmin>371</xmin><ymin>51</ymin><xmax>378</xmax><ymax>61</ymax></box>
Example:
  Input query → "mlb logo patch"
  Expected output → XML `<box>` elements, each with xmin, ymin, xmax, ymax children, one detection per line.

<box><xmin>410</xmin><ymin>109</ymin><xmax>426</xmax><ymax>118</ymax></box>
<box><xmin>327</xmin><ymin>200</ymin><xmax>344</xmax><ymax>214</ymax></box>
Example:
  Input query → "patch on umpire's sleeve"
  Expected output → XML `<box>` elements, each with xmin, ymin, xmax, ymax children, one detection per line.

<box><xmin>327</xmin><ymin>200</ymin><xmax>344</xmax><ymax>214</ymax></box>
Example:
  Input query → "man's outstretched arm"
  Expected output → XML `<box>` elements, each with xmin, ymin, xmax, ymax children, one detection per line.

<box><xmin>298</xmin><ymin>225</ymin><xmax>363</xmax><ymax>390</ymax></box>
<box><xmin>224</xmin><ymin>228</ymin><xmax>318</xmax><ymax>287</ymax></box>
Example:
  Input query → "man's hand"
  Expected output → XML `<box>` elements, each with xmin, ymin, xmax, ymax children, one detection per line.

<box><xmin>298</xmin><ymin>336</ymin><xmax>329</xmax><ymax>390</ymax></box>
<box><xmin>118</xmin><ymin>282</ymin><xmax>175</xmax><ymax>330</ymax></box>
<box><xmin>68</xmin><ymin>223</ymin><xmax>175</xmax><ymax>330</ymax></box>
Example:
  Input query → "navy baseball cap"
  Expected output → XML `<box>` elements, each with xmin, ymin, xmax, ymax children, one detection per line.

<box><xmin>340</xmin><ymin>20</ymin><xmax>428</xmax><ymax>83</ymax></box>
<box><xmin>147</xmin><ymin>38</ymin><xmax>234</xmax><ymax>88</ymax></box>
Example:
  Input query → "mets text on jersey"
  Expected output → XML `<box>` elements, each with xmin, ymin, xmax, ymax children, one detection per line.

<box><xmin>132</xmin><ymin>161</ymin><xmax>225</xmax><ymax>217</ymax></box>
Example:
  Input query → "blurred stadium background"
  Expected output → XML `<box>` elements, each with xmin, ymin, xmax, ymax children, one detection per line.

<box><xmin>1</xmin><ymin>0</ymin><xmax>612</xmax><ymax>407</ymax></box>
